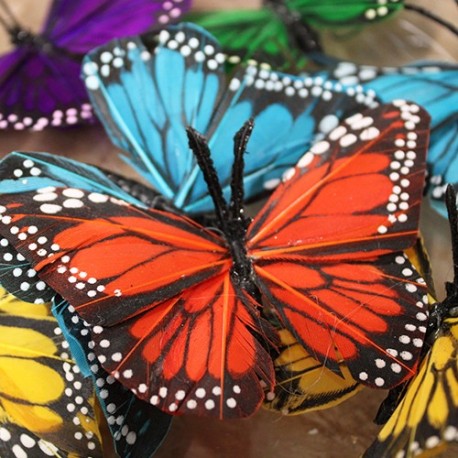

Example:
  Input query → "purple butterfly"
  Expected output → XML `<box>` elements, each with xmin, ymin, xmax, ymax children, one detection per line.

<box><xmin>0</xmin><ymin>0</ymin><xmax>191</xmax><ymax>130</ymax></box>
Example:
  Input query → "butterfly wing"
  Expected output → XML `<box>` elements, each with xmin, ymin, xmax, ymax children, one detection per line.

<box><xmin>0</xmin><ymin>151</ymin><xmax>166</xmax><ymax>305</ymax></box>
<box><xmin>264</xmin><ymin>328</ymin><xmax>362</xmax><ymax>415</ymax></box>
<box><xmin>42</xmin><ymin>0</ymin><xmax>191</xmax><ymax>54</ymax></box>
<box><xmin>186</xmin><ymin>9</ymin><xmax>307</xmax><ymax>70</ymax></box>
<box><xmin>84</xmin><ymin>22</ymin><xmax>377</xmax><ymax>213</ymax></box>
<box><xmin>365</xmin><ymin>316</ymin><xmax>458</xmax><ymax>458</ymax></box>
<box><xmin>329</xmin><ymin>60</ymin><xmax>458</xmax><ymax>217</ymax></box>
<box><xmin>248</xmin><ymin>102</ymin><xmax>430</xmax><ymax>389</ymax></box>
<box><xmin>285</xmin><ymin>0</ymin><xmax>403</xmax><ymax>26</ymax></box>
<box><xmin>0</xmin><ymin>289</ymin><xmax>102</xmax><ymax>456</ymax></box>
<box><xmin>52</xmin><ymin>297</ymin><xmax>172</xmax><ymax>458</ymax></box>
<box><xmin>0</xmin><ymin>48</ymin><xmax>92</xmax><ymax>130</ymax></box>
<box><xmin>0</xmin><ymin>187</ymin><xmax>274</xmax><ymax>418</ymax></box>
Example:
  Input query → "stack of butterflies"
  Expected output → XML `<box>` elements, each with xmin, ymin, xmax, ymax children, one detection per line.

<box><xmin>0</xmin><ymin>0</ymin><xmax>457</xmax><ymax>457</ymax></box>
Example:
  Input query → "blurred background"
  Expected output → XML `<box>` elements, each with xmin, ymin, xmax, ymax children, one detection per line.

<box><xmin>0</xmin><ymin>1</ymin><xmax>456</xmax><ymax>456</ymax></box>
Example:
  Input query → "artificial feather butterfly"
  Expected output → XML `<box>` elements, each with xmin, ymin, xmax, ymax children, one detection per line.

<box><xmin>263</xmin><ymin>238</ymin><xmax>434</xmax><ymax>416</ymax></box>
<box><xmin>0</xmin><ymin>0</ymin><xmax>190</xmax><ymax>130</ymax></box>
<box><xmin>319</xmin><ymin>57</ymin><xmax>458</xmax><ymax>218</ymax></box>
<box><xmin>0</xmin><ymin>102</ymin><xmax>430</xmax><ymax>420</ymax></box>
<box><xmin>0</xmin><ymin>287</ymin><xmax>103</xmax><ymax>457</ymax></box>
<box><xmin>0</xmin><ymin>152</ymin><xmax>370</xmax><ymax>421</ymax></box>
<box><xmin>186</xmin><ymin>0</ymin><xmax>458</xmax><ymax>71</ymax></box>
<box><xmin>185</xmin><ymin>0</ymin><xmax>403</xmax><ymax>68</ymax></box>
<box><xmin>365</xmin><ymin>186</ymin><xmax>458</xmax><ymax>457</ymax></box>
<box><xmin>82</xmin><ymin>22</ymin><xmax>378</xmax><ymax>215</ymax></box>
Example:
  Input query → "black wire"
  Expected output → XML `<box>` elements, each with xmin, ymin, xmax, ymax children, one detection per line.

<box><xmin>405</xmin><ymin>3</ymin><xmax>458</xmax><ymax>37</ymax></box>
<box><xmin>0</xmin><ymin>0</ymin><xmax>19</xmax><ymax>31</ymax></box>
<box><xmin>445</xmin><ymin>185</ymin><xmax>458</xmax><ymax>285</ymax></box>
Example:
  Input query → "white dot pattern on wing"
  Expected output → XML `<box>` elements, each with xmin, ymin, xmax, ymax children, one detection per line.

<box><xmin>364</xmin><ymin>0</ymin><xmax>401</xmax><ymax>21</ymax></box>
<box><xmin>278</xmin><ymin>100</ymin><xmax>423</xmax><ymax>237</ymax></box>
<box><xmin>0</xmin><ymin>183</ymin><xmax>129</xmax><ymax>302</ymax></box>
<box><xmin>354</xmin><ymin>251</ymin><xmax>428</xmax><ymax>386</ymax></box>
<box><xmin>67</xmin><ymin>312</ymin><xmax>139</xmax><ymax>448</ymax></box>
<box><xmin>0</xmin><ymin>104</ymin><xmax>93</xmax><ymax>131</ymax></box>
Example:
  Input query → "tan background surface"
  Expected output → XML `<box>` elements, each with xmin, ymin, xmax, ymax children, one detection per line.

<box><xmin>0</xmin><ymin>1</ymin><xmax>457</xmax><ymax>457</ymax></box>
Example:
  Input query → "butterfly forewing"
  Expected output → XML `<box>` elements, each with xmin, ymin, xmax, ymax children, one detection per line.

<box><xmin>248</xmin><ymin>102</ymin><xmax>430</xmax><ymax>389</ymax></box>
<box><xmin>248</xmin><ymin>102</ymin><xmax>429</xmax><ymax>255</ymax></box>
<box><xmin>0</xmin><ymin>188</ymin><xmax>228</xmax><ymax>326</ymax></box>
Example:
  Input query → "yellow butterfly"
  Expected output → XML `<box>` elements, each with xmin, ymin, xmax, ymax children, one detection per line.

<box><xmin>365</xmin><ymin>187</ymin><xmax>458</xmax><ymax>458</ymax></box>
<box><xmin>0</xmin><ymin>289</ymin><xmax>102</xmax><ymax>457</ymax></box>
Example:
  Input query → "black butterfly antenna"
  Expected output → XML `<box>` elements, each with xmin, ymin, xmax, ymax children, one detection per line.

<box><xmin>186</xmin><ymin>127</ymin><xmax>230</xmax><ymax>233</ymax></box>
<box><xmin>186</xmin><ymin>122</ymin><xmax>256</xmax><ymax>287</ymax></box>
<box><xmin>404</xmin><ymin>2</ymin><xmax>458</xmax><ymax>37</ymax></box>
<box><xmin>186</xmin><ymin>120</ymin><xmax>254</xmax><ymax>233</ymax></box>
<box><xmin>230</xmin><ymin>119</ymin><xmax>253</xmax><ymax>225</ymax></box>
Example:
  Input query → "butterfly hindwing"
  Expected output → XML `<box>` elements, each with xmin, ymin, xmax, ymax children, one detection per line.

<box><xmin>52</xmin><ymin>297</ymin><xmax>173</xmax><ymax>458</ymax></box>
<box><xmin>0</xmin><ymin>48</ymin><xmax>92</xmax><ymax>129</ymax></box>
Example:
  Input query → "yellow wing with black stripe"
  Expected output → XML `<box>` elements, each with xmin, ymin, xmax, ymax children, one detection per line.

<box><xmin>0</xmin><ymin>289</ymin><xmax>102</xmax><ymax>457</ymax></box>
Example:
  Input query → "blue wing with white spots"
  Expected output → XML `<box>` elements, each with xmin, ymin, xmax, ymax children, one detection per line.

<box><xmin>328</xmin><ymin>59</ymin><xmax>458</xmax><ymax>217</ymax></box>
<box><xmin>83</xmin><ymin>22</ymin><xmax>377</xmax><ymax>214</ymax></box>
<box><xmin>0</xmin><ymin>151</ymin><xmax>151</xmax><ymax>207</ymax></box>
<box><xmin>52</xmin><ymin>298</ymin><xmax>172</xmax><ymax>458</ymax></box>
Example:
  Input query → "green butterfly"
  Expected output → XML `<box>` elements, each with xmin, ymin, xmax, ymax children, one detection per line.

<box><xmin>186</xmin><ymin>0</ymin><xmax>404</xmax><ymax>69</ymax></box>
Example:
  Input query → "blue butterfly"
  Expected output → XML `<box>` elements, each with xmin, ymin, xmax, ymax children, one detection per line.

<box><xmin>327</xmin><ymin>58</ymin><xmax>458</xmax><ymax>217</ymax></box>
<box><xmin>82</xmin><ymin>22</ymin><xmax>378</xmax><ymax>214</ymax></box>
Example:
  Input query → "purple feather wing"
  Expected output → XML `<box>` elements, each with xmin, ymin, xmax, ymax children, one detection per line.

<box><xmin>0</xmin><ymin>48</ymin><xmax>92</xmax><ymax>129</ymax></box>
<box><xmin>42</xmin><ymin>0</ymin><xmax>192</xmax><ymax>53</ymax></box>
